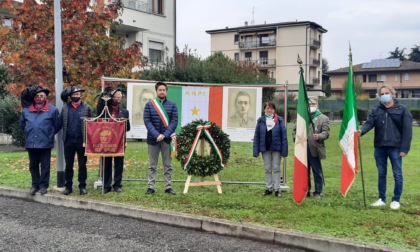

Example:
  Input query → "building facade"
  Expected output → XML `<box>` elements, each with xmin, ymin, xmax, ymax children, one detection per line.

<box><xmin>328</xmin><ymin>59</ymin><xmax>420</xmax><ymax>98</ymax></box>
<box><xmin>206</xmin><ymin>21</ymin><xmax>327</xmax><ymax>95</ymax></box>
<box><xmin>1</xmin><ymin>0</ymin><xmax>176</xmax><ymax>65</ymax></box>
<box><xmin>108</xmin><ymin>0</ymin><xmax>176</xmax><ymax>65</ymax></box>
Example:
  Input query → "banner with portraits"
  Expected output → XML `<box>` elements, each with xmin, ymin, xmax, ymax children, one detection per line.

<box><xmin>126</xmin><ymin>81</ymin><xmax>264</xmax><ymax>142</ymax></box>
<box><xmin>85</xmin><ymin>120</ymin><xmax>126</xmax><ymax>156</ymax></box>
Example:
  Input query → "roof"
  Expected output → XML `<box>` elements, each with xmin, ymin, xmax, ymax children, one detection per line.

<box><xmin>205</xmin><ymin>21</ymin><xmax>327</xmax><ymax>34</ymax></box>
<box><xmin>327</xmin><ymin>59</ymin><xmax>420</xmax><ymax>75</ymax></box>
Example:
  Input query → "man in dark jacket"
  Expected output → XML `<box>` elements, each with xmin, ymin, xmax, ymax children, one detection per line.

<box><xmin>144</xmin><ymin>82</ymin><xmax>178</xmax><ymax>195</ymax></box>
<box><xmin>292</xmin><ymin>97</ymin><xmax>330</xmax><ymax>198</ymax></box>
<box><xmin>61</xmin><ymin>86</ymin><xmax>93</xmax><ymax>195</ymax></box>
<box><xmin>19</xmin><ymin>85</ymin><xmax>62</xmax><ymax>195</ymax></box>
<box><xmin>102</xmin><ymin>90</ymin><xmax>131</xmax><ymax>193</ymax></box>
<box><xmin>359</xmin><ymin>84</ymin><xmax>412</xmax><ymax>210</ymax></box>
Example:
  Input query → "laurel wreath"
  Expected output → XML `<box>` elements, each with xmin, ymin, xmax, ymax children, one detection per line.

<box><xmin>175</xmin><ymin>119</ymin><xmax>231</xmax><ymax>177</ymax></box>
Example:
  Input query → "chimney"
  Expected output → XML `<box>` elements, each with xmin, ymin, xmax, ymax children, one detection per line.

<box><xmin>245</xmin><ymin>21</ymin><xmax>248</xmax><ymax>26</ymax></box>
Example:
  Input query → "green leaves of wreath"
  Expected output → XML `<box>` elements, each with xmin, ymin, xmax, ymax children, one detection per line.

<box><xmin>176</xmin><ymin>119</ymin><xmax>230</xmax><ymax>177</ymax></box>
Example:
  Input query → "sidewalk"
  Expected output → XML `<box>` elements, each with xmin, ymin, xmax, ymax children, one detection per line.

<box><xmin>0</xmin><ymin>185</ymin><xmax>412</xmax><ymax>252</ymax></box>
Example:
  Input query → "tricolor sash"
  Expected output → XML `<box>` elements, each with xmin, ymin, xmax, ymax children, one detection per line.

<box><xmin>151</xmin><ymin>98</ymin><xmax>177</xmax><ymax>154</ymax></box>
<box><xmin>151</xmin><ymin>98</ymin><xmax>169</xmax><ymax>128</ymax></box>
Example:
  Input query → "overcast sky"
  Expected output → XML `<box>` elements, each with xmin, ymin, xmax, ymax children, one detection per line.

<box><xmin>176</xmin><ymin>0</ymin><xmax>420</xmax><ymax>71</ymax></box>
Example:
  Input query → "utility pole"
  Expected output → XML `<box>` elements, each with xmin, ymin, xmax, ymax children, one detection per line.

<box><xmin>54</xmin><ymin>0</ymin><xmax>65</xmax><ymax>187</ymax></box>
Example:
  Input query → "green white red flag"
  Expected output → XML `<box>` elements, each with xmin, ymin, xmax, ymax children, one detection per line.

<box><xmin>293</xmin><ymin>66</ymin><xmax>312</xmax><ymax>204</ymax></box>
<box><xmin>339</xmin><ymin>46</ymin><xmax>359</xmax><ymax>196</ymax></box>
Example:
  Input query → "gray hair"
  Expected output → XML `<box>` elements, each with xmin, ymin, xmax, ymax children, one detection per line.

<box><xmin>377</xmin><ymin>84</ymin><xmax>396</xmax><ymax>98</ymax></box>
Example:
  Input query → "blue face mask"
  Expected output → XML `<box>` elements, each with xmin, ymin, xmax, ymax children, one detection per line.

<box><xmin>380</xmin><ymin>94</ymin><xmax>392</xmax><ymax>103</ymax></box>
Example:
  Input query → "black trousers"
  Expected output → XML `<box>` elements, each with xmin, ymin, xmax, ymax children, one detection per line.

<box><xmin>307</xmin><ymin>149</ymin><xmax>324</xmax><ymax>195</ymax></box>
<box><xmin>104</xmin><ymin>156</ymin><xmax>124</xmax><ymax>189</ymax></box>
<box><xmin>27</xmin><ymin>148</ymin><xmax>51</xmax><ymax>189</ymax></box>
<box><xmin>64</xmin><ymin>138</ymin><xmax>87</xmax><ymax>189</ymax></box>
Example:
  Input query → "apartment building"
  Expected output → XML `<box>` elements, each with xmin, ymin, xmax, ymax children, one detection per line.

<box><xmin>109</xmin><ymin>0</ymin><xmax>176</xmax><ymax>64</ymax></box>
<box><xmin>206</xmin><ymin>21</ymin><xmax>327</xmax><ymax>94</ymax></box>
<box><xmin>328</xmin><ymin>59</ymin><xmax>420</xmax><ymax>98</ymax></box>
<box><xmin>1</xmin><ymin>0</ymin><xmax>176</xmax><ymax>65</ymax></box>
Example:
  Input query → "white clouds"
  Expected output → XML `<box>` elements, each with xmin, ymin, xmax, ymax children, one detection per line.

<box><xmin>177</xmin><ymin>0</ymin><xmax>420</xmax><ymax>70</ymax></box>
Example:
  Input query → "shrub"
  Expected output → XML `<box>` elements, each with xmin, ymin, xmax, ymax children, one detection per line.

<box><xmin>410</xmin><ymin>108</ymin><xmax>420</xmax><ymax>126</ymax></box>
<box><xmin>0</xmin><ymin>95</ymin><xmax>25</xmax><ymax>147</ymax></box>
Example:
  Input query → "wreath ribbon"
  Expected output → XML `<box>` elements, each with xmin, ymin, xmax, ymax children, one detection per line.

<box><xmin>170</xmin><ymin>133</ymin><xmax>178</xmax><ymax>157</ymax></box>
<box><xmin>183</xmin><ymin>122</ymin><xmax>225</xmax><ymax>172</ymax></box>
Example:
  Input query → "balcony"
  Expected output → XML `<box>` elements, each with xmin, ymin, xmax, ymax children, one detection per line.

<box><xmin>108</xmin><ymin>0</ymin><xmax>164</xmax><ymax>15</ymax></box>
<box><xmin>309</xmin><ymin>39</ymin><xmax>321</xmax><ymax>49</ymax></box>
<box><xmin>237</xmin><ymin>59</ymin><xmax>276</xmax><ymax>68</ymax></box>
<box><xmin>239</xmin><ymin>38</ymin><xmax>276</xmax><ymax>49</ymax></box>
<box><xmin>309</xmin><ymin>58</ymin><xmax>320</xmax><ymax>68</ymax></box>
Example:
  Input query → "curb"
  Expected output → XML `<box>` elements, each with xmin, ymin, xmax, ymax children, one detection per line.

<box><xmin>0</xmin><ymin>186</ymin><xmax>411</xmax><ymax>252</ymax></box>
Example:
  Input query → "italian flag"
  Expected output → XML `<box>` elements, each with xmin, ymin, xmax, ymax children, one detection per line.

<box><xmin>167</xmin><ymin>86</ymin><xmax>223</xmax><ymax>133</ymax></box>
<box><xmin>293</xmin><ymin>67</ymin><xmax>312</xmax><ymax>204</ymax></box>
<box><xmin>339</xmin><ymin>47</ymin><xmax>359</xmax><ymax>196</ymax></box>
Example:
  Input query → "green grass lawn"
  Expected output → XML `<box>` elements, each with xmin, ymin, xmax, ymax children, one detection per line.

<box><xmin>1</xmin><ymin>123</ymin><xmax>420</xmax><ymax>250</ymax></box>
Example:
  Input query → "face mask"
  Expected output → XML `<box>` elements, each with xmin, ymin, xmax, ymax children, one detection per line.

<box><xmin>34</xmin><ymin>97</ymin><xmax>45</xmax><ymax>105</ymax></box>
<box><xmin>310</xmin><ymin>106</ymin><xmax>317</xmax><ymax>114</ymax></box>
<box><xmin>70</xmin><ymin>97</ymin><xmax>81</xmax><ymax>103</ymax></box>
<box><xmin>380</xmin><ymin>94</ymin><xmax>392</xmax><ymax>103</ymax></box>
<box><xmin>265</xmin><ymin>113</ymin><xmax>273</xmax><ymax>118</ymax></box>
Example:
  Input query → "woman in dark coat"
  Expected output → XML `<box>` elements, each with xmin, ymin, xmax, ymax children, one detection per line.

<box><xmin>253</xmin><ymin>101</ymin><xmax>288</xmax><ymax>197</ymax></box>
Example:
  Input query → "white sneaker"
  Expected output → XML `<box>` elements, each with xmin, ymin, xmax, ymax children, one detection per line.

<box><xmin>371</xmin><ymin>199</ymin><xmax>386</xmax><ymax>207</ymax></box>
<box><xmin>390</xmin><ymin>201</ymin><xmax>400</xmax><ymax>210</ymax></box>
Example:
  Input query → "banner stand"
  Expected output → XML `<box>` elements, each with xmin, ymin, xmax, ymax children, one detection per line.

<box><xmin>183</xmin><ymin>139</ymin><xmax>222</xmax><ymax>194</ymax></box>
<box><xmin>84</xmin><ymin>95</ymin><xmax>127</xmax><ymax>194</ymax></box>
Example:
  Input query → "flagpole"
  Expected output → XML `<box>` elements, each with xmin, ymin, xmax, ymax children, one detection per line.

<box><xmin>357</xmin><ymin>136</ymin><xmax>367</xmax><ymax>207</ymax></box>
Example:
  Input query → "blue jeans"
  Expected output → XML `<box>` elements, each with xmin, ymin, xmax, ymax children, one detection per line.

<box><xmin>374</xmin><ymin>147</ymin><xmax>403</xmax><ymax>202</ymax></box>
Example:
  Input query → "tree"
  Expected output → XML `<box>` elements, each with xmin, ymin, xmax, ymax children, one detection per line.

<box><xmin>408</xmin><ymin>45</ymin><xmax>420</xmax><ymax>62</ymax></box>
<box><xmin>342</xmin><ymin>77</ymin><xmax>364</xmax><ymax>98</ymax></box>
<box><xmin>322</xmin><ymin>58</ymin><xmax>329</xmax><ymax>73</ymax></box>
<box><xmin>0</xmin><ymin>0</ymin><xmax>142</xmax><ymax>100</ymax></box>
<box><xmin>141</xmin><ymin>48</ymin><xmax>275</xmax><ymax>102</ymax></box>
<box><xmin>0</xmin><ymin>64</ymin><xmax>12</xmax><ymax>98</ymax></box>
<box><xmin>387</xmin><ymin>47</ymin><xmax>406</xmax><ymax>60</ymax></box>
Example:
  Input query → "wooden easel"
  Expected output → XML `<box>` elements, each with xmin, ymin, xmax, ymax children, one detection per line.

<box><xmin>183</xmin><ymin>139</ymin><xmax>222</xmax><ymax>194</ymax></box>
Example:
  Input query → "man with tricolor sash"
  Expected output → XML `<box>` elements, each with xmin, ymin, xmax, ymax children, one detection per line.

<box><xmin>144</xmin><ymin>82</ymin><xmax>179</xmax><ymax>195</ymax></box>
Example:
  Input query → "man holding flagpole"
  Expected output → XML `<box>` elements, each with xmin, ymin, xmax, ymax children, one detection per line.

<box><xmin>358</xmin><ymin>84</ymin><xmax>412</xmax><ymax>210</ymax></box>
<box><xmin>144</xmin><ymin>82</ymin><xmax>179</xmax><ymax>195</ymax></box>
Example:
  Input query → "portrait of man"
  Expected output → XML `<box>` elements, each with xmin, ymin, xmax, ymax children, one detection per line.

<box><xmin>228</xmin><ymin>89</ymin><xmax>256</xmax><ymax>128</ymax></box>
<box><xmin>132</xmin><ymin>86</ymin><xmax>155</xmax><ymax>125</ymax></box>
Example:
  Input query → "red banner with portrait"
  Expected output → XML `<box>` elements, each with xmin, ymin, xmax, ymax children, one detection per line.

<box><xmin>85</xmin><ymin>120</ymin><xmax>126</xmax><ymax>157</ymax></box>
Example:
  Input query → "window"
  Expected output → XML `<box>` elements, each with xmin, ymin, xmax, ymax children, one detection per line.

<box><xmin>394</xmin><ymin>74</ymin><xmax>399</xmax><ymax>82</ymax></box>
<box><xmin>368</xmin><ymin>90</ymin><xmax>376</xmax><ymax>98</ymax></box>
<box><xmin>259</xmin><ymin>51</ymin><xmax>268</xmax><ymax>64</ymax></box>
<box><xmin>234</xmin><ymin>53</ymin><xmax>239</xmax><ymax>62</ymax></box>
<box><xmin>381</xmin><ymin>74</ymin><xmax>386</xmax><ymax>81</ymax></box>
<box><xmin>401</xmin><ymin>90</ymin><xmax>410</xmax><ymax>98</ymax></box>
<box><xmin>404</xmin><ymin>73</ymin><xmax>409</xmax><ymax>81</ymax></box>
<box><xmin>363</xmin><ymin>75</ymin><xmax>367</xmax><ymax>82</ymax></box>
<box><xmin>368</xmin><ymin>74</ymin><xmax>377</xmax><ymax>82</ymax></box>
<box><xmin>260</xmin><ymin>35</ymin><xmax>269</xmax><ymax>45</ymax></box>
<box><xmin>245</xmin><ymin>52</ymin><xmax>252</xmax><ymax>61</ymax></box>
<box><xmin>149</xmin><ymin>41</ymin><xmax>164</xmax><ymax>63</ymax></box>
<box><xmin>150</xmin><ymin>0</ymin><xmax>164</xmax><ymax>15</ymax></box>
<box><xmin>234</xmin><ymin>35</ymin><xmax>239</xmax><ymax>44</ymax></box>
<box><xmin>412</xmin><ymin>90</ymin><xmax>420</xmax><ymax>98</ymax></box>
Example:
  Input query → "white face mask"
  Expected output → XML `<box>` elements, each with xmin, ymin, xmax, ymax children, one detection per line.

<box><xmin>310</xmin><ymin>106</ymin><xmax>317</xmax><ymax>114</ymax></box>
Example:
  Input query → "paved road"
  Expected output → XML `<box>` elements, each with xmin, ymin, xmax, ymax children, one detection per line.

<box><xmin>0</xmin><ymin>196</ymin><xmax>305</xmax><ymax>252</ymax></box>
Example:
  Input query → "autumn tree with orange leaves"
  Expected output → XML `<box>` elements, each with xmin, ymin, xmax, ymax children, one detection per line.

<box><xmin>0</xmin><ymin>0</ymin><xmax>142</xmax><ymax>100</ymax></box>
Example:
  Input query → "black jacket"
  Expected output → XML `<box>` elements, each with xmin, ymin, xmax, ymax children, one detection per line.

<box><xmin>361</xmin><ymin>99</ymin><xmax>412</xmax><ymax>153</ymax></box>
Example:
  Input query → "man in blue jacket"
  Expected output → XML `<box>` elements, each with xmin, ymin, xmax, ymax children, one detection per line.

<box><xmin>359</xmin><ymin>84</ymin><xmax>412</xmax><ymax>210</ymax></box>
<box><xmin>19</xmin><ymin>85</ymin><xmax>62</xmax><ymax>195</ymax></box>
<box><xmin>61</xmin><ymin>86</ymin><xmax>93</xmax><ymax>195</ymax></box>
<box><xmin>144</xmin><ymin>82</ymin><xmax>178</xmax><ymax>195</ymax></box>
